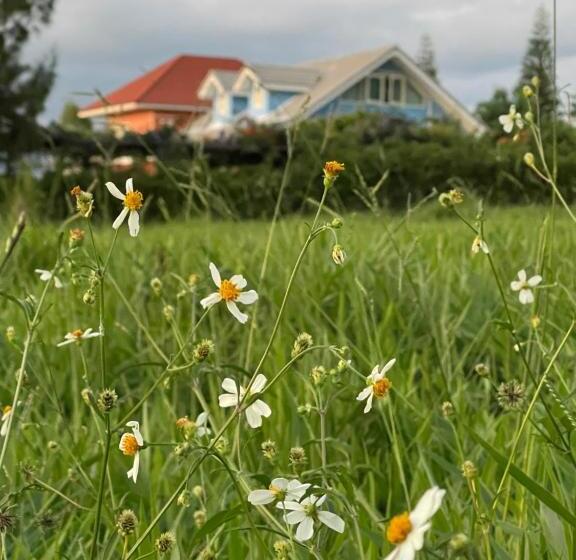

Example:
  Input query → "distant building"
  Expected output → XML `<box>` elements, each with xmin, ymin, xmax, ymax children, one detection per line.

<box><xmin>78</xmin><ymin>55</ymin><xmax>243</xmax><ymax>134</ymax></box>
<box><xmin>193</xmin><ymin>45</ymin><xmax>485</xmax><ymax>138</ymax></box>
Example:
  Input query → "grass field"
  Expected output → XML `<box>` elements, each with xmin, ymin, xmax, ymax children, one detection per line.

<box><xmin>1</xmin><ymin>199</ymin><xmax>575</xmax><ymax>559</ymax></box>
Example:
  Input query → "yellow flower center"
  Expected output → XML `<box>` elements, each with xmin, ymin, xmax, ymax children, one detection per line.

<box><xmin>386</xmin><ymin>512</ymin><xmax>412</xmax><ymax>544</ymax></box>
<box><xmin>323</xmin><ymin>161</ymin><xmax>345</xmax><ymax>178</ymax></box>
<box><xmin>269</xmin><ymin>484</ymin><xmax>286</xmax><ymax>500</ymax></box>
<box><xmin>71</xmin><ymin>329</ymin><xmax>84</xmax><ymax>339</ymax></box>
<box><xmin>120</xmin><ymin>434</ymin><xmax>140</xmax><ymax>456</ymax></box>
<box><xmin>219</xmin><ymin>279</ymin><xmax>240</xmax><ymax>302</ymax></box>
<box><xmin>123</xmin><ymin>191</ymin><xmax>143</xmax><ymax>211</ymax></box>
<box><xmin>373</xmin><ymin>377</ymin><xmax>391</xmax><ymax>398</ymax></box>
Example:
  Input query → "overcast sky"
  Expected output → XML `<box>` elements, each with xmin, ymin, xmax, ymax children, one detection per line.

<box><xmin>24</xmin><ymin>0</ymin><xmax>576</xmax><ymax>122</ymax></box>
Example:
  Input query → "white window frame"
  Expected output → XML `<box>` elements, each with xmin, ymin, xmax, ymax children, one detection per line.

<box><xmin>364</xmin><ymin>73</ymin><xmax>406</xmax><ymax>105</ymax></box>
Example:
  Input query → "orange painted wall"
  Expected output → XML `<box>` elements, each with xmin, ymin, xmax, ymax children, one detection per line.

<box><xmin>107</xmin><ymin>110</ymin><xmax>202</xmax><ymax>134</ymax></box>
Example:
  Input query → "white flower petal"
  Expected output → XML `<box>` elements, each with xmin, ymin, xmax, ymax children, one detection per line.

<box><xmin>381</xmin><ymin>358</ymin><xmax>396</xmax><ymax>375</ymax></box>
<box><xmin>112</xmin><ymin>207</ymin><xmax>129</xmax><ymax>230</ymax></box>
<box><xmin>364</xmin><ymin>392</ymin><xmax>374</xmax><ymax>414</ymax></box>
<box><xmin>127</xmin><ymin>452</ymin><xmax>139</xmax><ymax>483</ymax></box>
<box><xmin>528</xmin><ymin>274</ymin><xmax>542</xmax><ymax>287</ymax></box>
<box><xmin>230</xmin><ymin>274</ymin><xmax>247</xmax><ymax>289</ymax></box>
<box><xmin>245</xmin><ymin>406</ymin><xmax>263</xmax><ymax>428</ymax></box>
<box><xmin>409</xmin><ymin>486</ymin><xmax>446</xmax><ymax>529</ymax></box>
<box><xmin>53</xmin><ymin>276</ymin><xmax>63</xmax><ymax>289</ymax></box>
<box><xmin>318</xmin><ymin>511</ymin><xmax>345</xmax><ymax>533</ymax></box>
<box><xmin>285</xmin><ymin>510</ymin><xmax>307</xmax><ymax>524</ymax></box>
<box><xmin>278</xmin><ymin>501</ymin><xmax>304</xmax><ymax>511</ymax></box>
<box><xmin>209</xmin><ymin>262</ymin><xmax>221</xmax><ymax>287</ymax></box>
<box><xmin>221</xmin><ymin>378</ymin><xmax>238</xmax><ymax>394</ymax></box>
<box><xmin>128</xmin><ymin>210</ymin><xmax>140</xmax><ymax>237</ymax></box>
<box><xmin>237</xmin><ymin>289</ymin><xmax>258</xmax><ymax>305</ymax></box>
<box><xmin>356</xmin><ymin>387</ymin><xmax>372</xmax><ymax>402</ymax></box>
<box><xmin>200</xmin><ymin>292</ymin><xmax>221</xmax><ymax>309</ymax></box>
<box><xmin>271</xmin><ymin>478</ymin><xmax>289</xmax><ymax>491</ymax></box>
<box><xmin>295</xmin><ymin>517</ymin><xmax>315</xmax><ymax>542</ymax></box>
<box><xmin>517</xmin><ymin>269</ymin><xmax>527</xmax><ymax>283</ymax></box>
<box><xmin>519</xmin><ymin>288</ymin><xmax>534</xmax><ymax>305</ymax></box>
<box><xmin>196</xmin><ymin>412</ymin><xmax>208</xmax><ymax>426</ymax></box>
<box><xmin>510</xmin><ymin>280</ymin><xmax>522</xmax><ymax>292</ymax></box>
<box><xmin>218</xmin><ymin>394</ymin><xmax>238</xmax><ymax>408</ymax></box>
<box><xmin>106</xmin><ymin>181</ymin><xmax>125</xmax><ymax>200</ymax></box>
<box><xmin>57</xmin><ymin>338</ymin><xmax>76</xmax><ymax>347</ymax></box>
<box><xmin>250</xmin><ymin>399</ymin><xmax>272</xmax><ymax>418</ymax></box>
<box><xmin>248</xmin><ymin>490</ymin><xmax>275</xmax><ymax>505</ymax></box>
<box><xmin>250</xmin><ymin>373</ymin><xmax>267</xmax><ymax>394</ymax></box>
<box><xmin>405</xmin><ymin>523</ymin><xmax>430</xmax><ymax>551</ymax></box>
<box><xmin>226</xmin><ymin>301</ymin><xmax>248</xmax><ymax>324</ymax></box>
<box><xmin>125</xmin><ymin>177</ymin><xmax>134</xmax><ymax>193</ymax></box>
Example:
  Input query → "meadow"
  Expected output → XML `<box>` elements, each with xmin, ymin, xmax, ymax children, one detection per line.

<box><xmin>1</xmin><ymin>179</ymin><xmax>576</xmax><ymax>559</ymax></box>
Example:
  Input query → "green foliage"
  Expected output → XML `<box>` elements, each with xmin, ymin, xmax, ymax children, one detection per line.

<box><xmin>59</xmin><ymin>101</ymin><xmax>92</xmax><ymax>133</ymax></box>
<box><xmin>475</xmin><ymin>88</ymin><xmax>513</xmax><ymax>134</ymax></box>
<box><xmin>0</xmin><ymin>0</ymin><xmax>56</xmax><ymax>172</ymax></box>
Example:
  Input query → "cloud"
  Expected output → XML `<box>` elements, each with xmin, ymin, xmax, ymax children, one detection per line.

<box><xmin>22</xmin><ymin>0</ymin><xmax>576</xmax><ymax>122</ymax></box>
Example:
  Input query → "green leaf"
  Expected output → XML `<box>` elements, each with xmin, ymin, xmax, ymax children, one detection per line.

<box><xmin>469</xmin><ymin>430</ymin><xmax>576</xmax><ymax>526</ymax></box>
<box><xmin>190</xmin><ymin>504</ymin><xmax>244</xmax><ymax>546</ymax></box>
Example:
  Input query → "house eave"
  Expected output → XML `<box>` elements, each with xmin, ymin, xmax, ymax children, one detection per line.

<box><xmin>78</xmin><ymin>102</ymin><xmax>209</xmax><ymax>119</ymax></box>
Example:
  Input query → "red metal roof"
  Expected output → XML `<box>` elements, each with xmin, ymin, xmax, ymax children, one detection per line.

<box><xmin>82</xmin><ymin>55</ymin><xmax>243</xmax><ymax>111</ymax></box>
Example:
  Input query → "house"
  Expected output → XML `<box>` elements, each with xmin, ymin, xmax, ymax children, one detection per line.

<box><xmin>78</xmin><ymin>55</ymin><xmax>243</xmax><ymax>134</ymax></box>
<box><xmin>192</xmin><ymin>45</ymin><xmax>485</xmax><ymax>138</ymax></box>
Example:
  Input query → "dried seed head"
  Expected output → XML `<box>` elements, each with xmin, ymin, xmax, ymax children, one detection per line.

<box><xmin>261</xmin><ymin>439</ymin><xmax>277</xmax><ymax>461</ymax></box>
<box><xmin>116</xmin><ymin>509</ymin><xmax>138</xmax><ymax>537</ymax></box>
<box><xmin>163</xmin><ymin>305</ymin><xmax>175</xmax><ymax>322</ymax></box>
<box><xmin>474</xmin><ymin>363</ymin><xmax>490</xmax><ymax>377</ymax></box>
<box><xmin>37</xmin><ymin>511</ymin><xmax>58</xmax><ymax>531</ymax></box>
<box><xmin>441</xmin><ymin>401</ymin><xmax>454</xmax><ymax>418</ymax></box>
<box><xmin>199</xmin><ymin>546</ymin><xmax>216</xmax><ymax>560</ymax></box>
<box><xmin>497</xmin><ymin>380</ymin><xmax>526</xmax><ymax>411</ymax></box>
<box><xmin>274</xmin><ymin>539</ymin><xmax>291</xmax><ymax>559</ymax></box>
<box><xmin>310</xmin><ymin>365</ymin><xmax>327</xmax><ymax>386</ymax></box>
<box><xmin>291</xmin><ymin>332</ymin><xmax>313</xmax><ymax>359</ymax></box>
<box><xmin>289</xmin><ymin>447</ymin><xmax>307</xmax><ymax>468</ymax></box>
<box><xmin>461</xmin><ymin>460</ymin><xmax>478</xmax><ymax>479</ymax></box>
<box><xmin>0</xmin><ymin>510</ymin><xmax>15</xmax><ymax>533</ymax></box>
<box><xmin>98</xmin><ymin>388</ymin><xmax>118</xmax><ymax>413</ymax></box>
<box><xmin>193</xmin><ymin>339</ymin><xmax>215</xmax><ymax>363</ymax></box>
<box><xmin>193</xmin><ymin>510</ymin><xmax>206</xmax><ymax>528</ymax></box>
<box><xmin>155</xmin><ymin>531</ymin><xmax>176</xmax><ymax>554</ymax></box>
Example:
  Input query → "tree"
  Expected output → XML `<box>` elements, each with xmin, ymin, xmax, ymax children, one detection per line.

<box><xmin>59</xmin><ymin>101</ymin><xmax>92</xmax><ymax>133</ymax></box>
<box><xmin>516</xmin><ymin>5</ymin><xmax>555</xmax><ymax>118</ymax></box>
<box><xmin>476</xmin><ymin>88</ymin><xmax>513</xmax><ymax>133</ymax></box>
<box><xmin>416</xmin><ymin>34</ymin><xmax>438</xmax><ymax>81</ymax></box>
<box><xmin>0</xmin><ymin>0</ymin><xmax>56</xmax><ymax>173</ymax></box>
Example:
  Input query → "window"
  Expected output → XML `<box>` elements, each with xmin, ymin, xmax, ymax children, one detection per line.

<box><xmin>368</xmin><ymin>78</ymin><xmax>381</xmax><ymax>101</ymax></box>
<box><xmin>342</xmin><ymin>80</ymin><xmax>366</xmax><ymax>101</ymax></box>
<box><xmin>365</xmin><ymin>74</ymin><xmax>406</xmax><ymax>105</ymax></box>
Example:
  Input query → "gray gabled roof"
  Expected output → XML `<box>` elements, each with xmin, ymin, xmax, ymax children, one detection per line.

<box><xmin>238</xmin><ymin>64</ymin><xmax>321</xmax><ymax>92</ymax></box>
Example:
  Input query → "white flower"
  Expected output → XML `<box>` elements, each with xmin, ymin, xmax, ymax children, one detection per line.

<box><xmin>1</xmin><ymin>405</ymin><xmax>12</xmax><ymax>437</ymax></box>
<box><xmin>498</xmin><ymin>105</ymin><xmax>524</xmax><ymax>134</ymax></box>
<box><xmin>510</xmin><ymin>269</ymin><xmax>542</xmax><ymax>304</ymax></box>
<box><xmin>218</xmin><ymin>374</ymin><xmax>271</xmax><ymax>428</ymax></box>
<box><xmin>356</xmin><ymin>359</ymin><xmax>395</xmax><ymax>413</ymax></box>
<box><xmin>176</xmin><ymin>412</ymin><xmax>211</xmax><ymax>438</ymax></box>
<box><xmin>119</xmin><ymin>420</ymin><xmax>144</xmax><ymax>483</ymax></box>
<box><xmin>57</xmin><ymin>328</ymin><xmax>102</xmax><ymax>347</ymax></box>
<box><xmin>35</xmin><ymin>269</ymin><xmax>63</xmax><ymax>289</ymax></box>
<box><xmin>281</xmin><ymin>494</ymin><xmax>345</xmax><ymax>542</ymax></box>
<box><xmin>106</xmin><ymin>178</ymin><xmax>143</xmax><ymax>237</ymax></box>
<box><xmin>471</xmin><ymin>236</ymin><xmax>490</xmax><ymax>255</ymax></box>
<box><xmin>200</xmin><ymin>262</ymin><xmax>258</xmax><ymax>324</ymax></box>
<box><xmin>384</xmin><ymin>486</ymin><xmax>446</xmax><ymax>560</ymax></box>
<box><xmin>248</xmin><ymin>478</ymin><xmax>310</xmax><ymax>506</ymax></box>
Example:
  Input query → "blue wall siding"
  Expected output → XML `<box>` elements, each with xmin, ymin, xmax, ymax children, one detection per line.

<box><xmin>312</xmin><ymin>98</ymin><xmax>429</xmax><ymax>123</ymax></box>
<box><xmin>232</xmin><ymin>96</ymin><xmax>248</xmax><ymax>115</ymax></box>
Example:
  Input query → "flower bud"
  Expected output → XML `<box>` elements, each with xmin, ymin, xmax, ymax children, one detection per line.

<box><xmin>291</xmin><ymin>332</ymin><xmax>313</xmax><ymax>359</ymax></box>
<box><xmin>331</xmin><ymin>244</ymin><xmax>346</xmax><ymax>265</ymax></box>
<box><xmin>442</xmin><ymin>401</ymin><xmax>454</xmax><ymax>418</ymax></box>
<box><xmin>524</xmin><ymin>111</ymin><xmax>534</xmax><ymax>123</ymax></box>
<box><xmin>310</xmin><ymin>365</ymin><xmax>327</xmax><ymax>386</ymax></box>
<box><xmin>297</xmin><ymin>403</ymin><xmax>313</xmax><ymax>415</ymax></box>
<box><xmin>192</xmin><ymin>339</ymin><xmax>215</xmax><ymax>363</ymax></box>
<box><xmin>83</xmin><ymin>289</ymin><xmax>96</xmax><ymax>305</ymax></box>
<box><xmin>194</xmin><ymin>510</ymin><xmax>206</xmax><ymax>528</ymax></box>
<box><xmin>163</xmin><ymin>305</ymin><xmax>175</xmax><ymax>322</ymax></box>
<box><xmin>289</xmin><ymin>447</ymin><xmax>307</xmax><ymax>468</ymax></box>
<box><xmin>523</xmin><ymin>152</ymin><xmax>535</xmax><ymax>167</ymax></box>
<box><xmin>449</xmin><ymin>533</ymin><xmax>470</xmax><ymax>552</ymax></box>
<box><xmin>177</xmin><ymin>490</ymin><xmax>191</xmax><ymax>507</ymax></box>
<box><xmin>274</xmin><ymin>540</ymin><xmax>291</xmax><ymax>560</ymax></box>
<box><xmin>330</xmin><ymin>217</ymin><xmax>343</xmax><ymax>229</ymax></box>
<box><xmin>5</xmin><ymin>326</ymin><xmax>16</xmax><ymax>342</ymax></box>
<box><xmin>261</xmin><ymin>439</ymin><xmax>277</xmax><ymax>460</ymax></box>
<box><xmin>531</xmin><ymin>76</ymin><xmax>540</xmax><ymax>88</ymax></box>
<box><xmin>322</xmin><ymin>161</ymin><xmax>345</xmax><ymax>189</ymax></box>
<box><xmin>474</xmin><ymin>363</ymin><xmax>490</xmax><ymax>377</ymax></box>
<box><xmin>192</xmin><ymin>485</ymin><xmax>205</xmax><ymax>499</ymax></box>
<box><xmin>522</xmin><ymin>85</ymin><xmax>533</xmax><ymax>98</ymax></box>
<box><xmin>150</xmin><ymin>277</ymin><xmax>163</xmax><ymax>296</ymax></box>
<box><xmin>461</xmin><ymin>460</ymin><xmax>478</xmax><ymax>479</ymax></box>
<box><xmin>214</xmin><ymin>436</ymin><xmax>229</xmax><ymax>454</ymax></box>
<box><xmin>98</xmin><ymin>388</ymin><xmax>118</xmax><ymax>413</ymax></box>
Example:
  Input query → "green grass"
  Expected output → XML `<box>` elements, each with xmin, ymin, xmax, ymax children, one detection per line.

<box><xmin>0</xmin><ymin>204</ymin><xmax>575</xmax><ymax>559</ymax></box>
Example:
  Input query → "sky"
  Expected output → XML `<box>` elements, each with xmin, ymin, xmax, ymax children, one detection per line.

<box><xmin>24</xmin><ymin>0</ymin><xmax>576</xmax><ymax>123</ymax></box>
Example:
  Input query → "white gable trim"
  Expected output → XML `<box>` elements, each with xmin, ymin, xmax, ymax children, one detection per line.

<box><xmin>197</xmin><ymin>71</ymin><xmax>227</xmax><ymax>100</ymax></box>
<box><xmin>232</xmin><ymin>67</ymin><xmax>261</xmax><ymax>93</ymax></box>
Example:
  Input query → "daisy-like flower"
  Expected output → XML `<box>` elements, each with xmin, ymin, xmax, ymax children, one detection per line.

<box><xmin>498</xmin><ymin>105</ymin><xmax>524</xmax><ymax>134</ymax></box>
<box><xmin>1</xmin><ymin>405</ymin><xmax>12</xmax><ymax>437</ymax></box>
<box><xmin>35</xmin><ymin>269</ymin><xmax>63</xmax><ymax>289</ymax></box>
<box><xmin>56</xmin><ymin>328</ymin><xmax>102</xmax><ymax>347</ymax></box>
<box><xmin>281</xmin><ymin>494</ymin><xmax>345</xmax><ymax>542</ymax></box>
<box><xmin>248</xmin><ymin>478</ymin><xmax>310</xmax><ymax>506</ymax></box>
<box><xmin>106</xmin><ymin>178</ymin><xmax>143</xmax><ymax>237</ymax></box>
<box><xmin>384</xmin><ymin>486</ymin><xmax>446</xmax><ymax>560</ymax></box>
<box><xmin>356</xmin><ymin>359</ymin><xmax>396</xmax><ymax>413</ymax></box>
<box><xmin>200</xmin><ymin>263</ymin><xmax>258</xmax><ymax>324</ymax></box>
<box><xmin>175</xmin><ymin>412</ymin><xmax>211</xmax><ymax>439</ymax></box>
<box><xmin>119</xmin><ymin>421</ymin><xmax>144</xmax><ymax>483</ymax></box>
<box><xmin>323</xmin><ymin>161</ymin><xmax>345</xmax><ymax>188</ymax></box>
<box><xmin>471</xmin><ymin>236</ymin><xmax>490</xmax><ymax>255</ymax></box>
<box><xmin>218</xmin><ymin>374</ymin><xmax>271</xmax><ymax>429</ymax></box>
<box><xmin>510</xmin><ymin>269</ymin><xmax>542</xmax><ymax>304</ymax></box>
